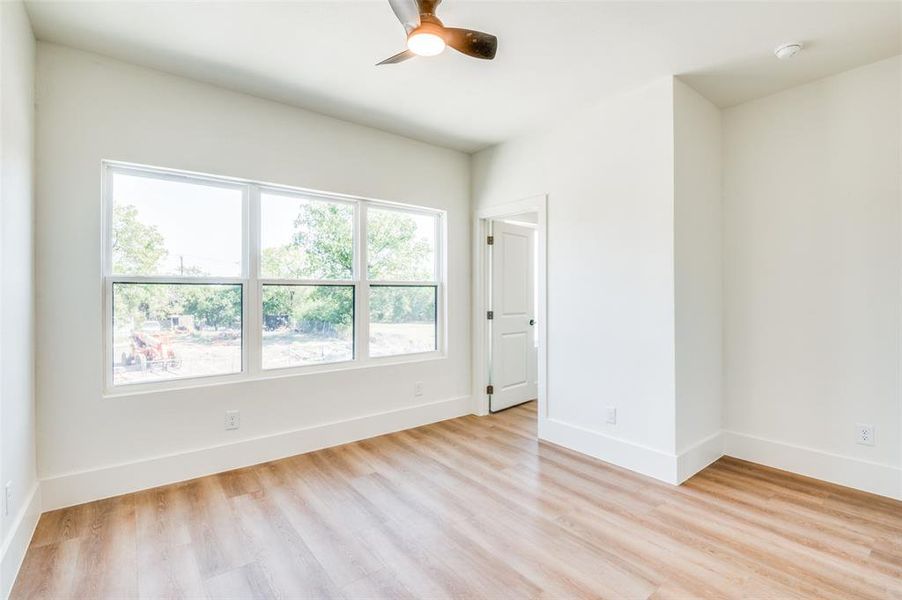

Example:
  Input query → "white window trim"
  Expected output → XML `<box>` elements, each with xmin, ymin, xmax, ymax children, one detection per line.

<box><xmin>101</xmin><ymin>161</ymin><xmax>447</xmax><ymax>397</ymax></box>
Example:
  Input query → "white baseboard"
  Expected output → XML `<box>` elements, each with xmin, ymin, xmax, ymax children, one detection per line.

<box><xmin>1</xmin><ymin>482</ymin><xmax>41</xmax><ymax>599</ymax></box>
<box><xmin>539</xmin><ymin>417</ymin><xmax>680</xmax><ymax>484</ymax></box>
<box><xmin>723</xmin><ymin>430</ymin><xmax>902</xmax><ymax>500</ymax></box>
<box><xmin>677</xmin><ymin>431</ymin><xmax>724</xmax><ymax>483</ymax></box>
<box><xmin>41</xmin><ymin>395</ymin><xmax>471</xmax><ymax>512</ymax></box>
<box><xmin>537</xmin><ymin>418</ymin><xmax>900</xmax><ymax>500</ymax></box>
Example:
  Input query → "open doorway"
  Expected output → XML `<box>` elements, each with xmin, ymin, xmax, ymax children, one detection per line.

<box><xmin>473</xmin><ymin>195</ymin><xmax>547</xmax><ymax>421</ymax></box>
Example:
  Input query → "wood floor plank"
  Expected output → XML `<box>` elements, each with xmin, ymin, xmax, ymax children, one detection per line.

<box><xmin>340</xmin><ymin>566</ymin><xmax>415</xmax><ymax>600</ymax></box>
<box><xmin>134</xmin><ymin>485</ymin><xmax>206</xmax><ymax>599</ymax></box>
<box><xmin>228</xmin><ymin>492</ymin><xmax>342</xmax><ymax>598</ymax></box>
<box><xmin>11</xmin><ymin>401</ymin><xmax>902</xmax><ymax>599</ymax></box>
<box><xmin>71</xmin><ymin>496</ymin><xmax>138</xmax><ymax>599</ymax></box>
<box><xmin>10</xmin><ymin>538</ymin><xmax>82</xmax><ymax>599</ymax></box>
<box><xmin>28</xmin><ymin>503</ymin><xmax>90</xmax><ymax>548</ymax></box>
<box><xmin>203</xmin><ymin>562</ymin><xmax>276</xmax><ymax>600</ymax></box>
<box><xmin>178</xmin><ymin>476</ymin><xmax>253</xmax><ymax>579</ymax></box>
<box><xmin>253</xmin><ymin>460</ymin><xmax>385</xmax><ymax>589</ymax></box>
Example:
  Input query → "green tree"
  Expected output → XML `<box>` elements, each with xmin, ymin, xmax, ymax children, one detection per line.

<box><xmin>263</xmin><ymin>285</ymin><xmax>353</xmax><ymax>333</ymax></box>
<box><xmin>292</xmin><ymin>202</ymin><xmax>354</xmax><ymax>279</ymax></box>
<box><xmin>261</xmin><ymin>245</ymin><xmax>303</xmax><ymax>280</ymax></box>
<box><xmin>366</xmin><ymin>209</ymin><xmax>432</xmax><ymax>281</ymax></box>
<box><xmin>261</xmin><ymin>283</ymin><xmax>294</xmax><ymax>326</ymax></box>
<box><xmin>181</xmin><ymin>285</ymin><xmax>242</xmax><ymax>330</ymax></box>
<box><xmin>263</xmin><ymin>203</ymin><xmax>435</xmax><ymax>329</ymax></box>
<box><xmin>369</xmin><ymin>286</ymin><xmax>435</xmax><ymax>323</ymax></box>
<box><xmin>112</xmin><ymin>205</ymin><xmax>168</xmax><ymax>274</ymax></box>
<box><xmin>280</xmin><ymin>202</ymin><xmax>433</xmax><ymax>281</ymax></box>
<box><xmin>111</xmin><ymin>205</ymin><xmax>170</xmax><ymax>325</ymax></box>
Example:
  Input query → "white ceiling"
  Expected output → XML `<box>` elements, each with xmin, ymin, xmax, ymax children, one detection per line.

<box><xmin>25</xmin><ymin>1</ymin><xmax>901</xmax><ymax>152</ymax></box>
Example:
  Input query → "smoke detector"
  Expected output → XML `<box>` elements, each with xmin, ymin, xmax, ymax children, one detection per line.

<box><xmin>774</xmin><ymin>42</ymin><xmax>803</xmax><ymax>60</ymax></box>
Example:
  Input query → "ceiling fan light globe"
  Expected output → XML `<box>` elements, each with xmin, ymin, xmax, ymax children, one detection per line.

<box><xmin>407</xmin><ymin>31</ymin><xmax>445</xmax><ymax>56</ymax></box>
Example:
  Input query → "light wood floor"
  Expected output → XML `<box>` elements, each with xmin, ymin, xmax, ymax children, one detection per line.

<box><xmin>12</xmin><ymin>401</ymin><xmax>902</xmax><ymax>599</ymax></box>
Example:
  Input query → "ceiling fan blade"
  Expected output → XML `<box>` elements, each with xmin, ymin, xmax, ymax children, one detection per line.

<box><xmin>444</xmin><ymin>28</ymin><xmax>497</xmax><ymax>60</ymax></box>
<box><xmin>387</xmin><ymin>0</ymin><xmax>420</xmax><ymax>33</ymax></box>
<box><xmin>377</xmin><ymin>49</ymin><xmax>416</xmax><ymax>65</ymax></box>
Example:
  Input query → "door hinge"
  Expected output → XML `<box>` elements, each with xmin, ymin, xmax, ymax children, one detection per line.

<box><xmin>486</xmin><ymin>310</ymin><xmax>494</xmax><ymax>320</ymax></box>
<box><xmin>486</xmin><ymin>384</ymin><xmax>494</xmax><ymax>395</ymax></box>
<box><xmin>487</xmin><ymin>235</ymin><xmax>494</xmax><ymax>245</ymax></box>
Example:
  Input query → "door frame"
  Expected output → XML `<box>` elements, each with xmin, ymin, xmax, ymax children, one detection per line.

<box><xmin>472</xmin><ymin>194</ymin><xmax>548</xmax><ymax>418</ymax></box>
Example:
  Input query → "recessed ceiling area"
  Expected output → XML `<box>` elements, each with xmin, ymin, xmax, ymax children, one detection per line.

<box><xmin>24</xmin><ymin>1</ymin><xmax>901</xmax><ymax>152</ymax></box>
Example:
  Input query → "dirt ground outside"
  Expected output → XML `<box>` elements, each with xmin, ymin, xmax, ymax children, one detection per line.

<box><xmin>113</xmin><ymin>322</ymin><xmax>436</xmax><ymax>385</ymax></box>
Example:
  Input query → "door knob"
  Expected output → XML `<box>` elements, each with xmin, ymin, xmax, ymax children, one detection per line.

<box><xmin>529</xmin><ymin>319</ymin><xmax>535</xmax><ymax>326</ymax></box>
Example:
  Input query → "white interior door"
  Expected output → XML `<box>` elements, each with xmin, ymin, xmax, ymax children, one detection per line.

<box><xmin>490</xmin><ymin>221</ymin><xmax>537</xmax><ymax>411</ymax></box>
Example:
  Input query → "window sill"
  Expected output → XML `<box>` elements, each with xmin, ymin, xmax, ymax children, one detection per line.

<box><xmin>102</xmin><ymin>351</ymin><xmax>447</xmax><ymax>399</ymax></box>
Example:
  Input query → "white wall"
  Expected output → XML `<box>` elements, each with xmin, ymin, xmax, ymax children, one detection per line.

<box><xmin>723</xmin><ymin>55</ymin><xmax>902</xmax><ymax>499</ymax></box>
<box><xmin>34</xmin><ymin>43</ymin><xmax>472</xmax><ymax>510</ymax></box>
<box><xmin>0</xmin><ymin>1</ymin><xmax>40</xmax><ymax>596</ymax></box>
<box><xmin>673</xmin><ymin>79</ymin><xmax>723</xmax><ymax>480</ymax></box>
<box><xmin>472</xmin><ymin>79</ymin><xmax>681</xmax><ymax>482</ymax></box>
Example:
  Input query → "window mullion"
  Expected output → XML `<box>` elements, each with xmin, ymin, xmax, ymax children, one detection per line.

<box><xmin>107</xmin><ymin>275</ymin><xmax>245</xmax><ymax>285</ymax></box>
<box><xmin>103</xmin><ymin>277</ymin><xmax>114</xmax><ymax>392</ymax></box>
<box><xmin>102</xmin><ymin>166</ymin><xmax>114</xmax><ymax>391</ymax></box>
<box><xmin>357</xmin><ymin>202</ymin><xmax>369</xmax><ymax>362</ymax></box>
<box><xmin>258</xmin><ymin>278</ymin><xmax>356</xmax><ymax>286</ymax></box>
<box><xmin>246</xmin><ymin>184</ymin><xmax>261</xmax><ymax>376</ymax></box>
<box><xmin>367</xmin><ymin>280</ymin><xmax>440</xmax><ymax>287</ymax></box>
<box><xmin>437</xmin><ymin>211</ymin><xmax>445</xmax><ymax>354</ymax></box>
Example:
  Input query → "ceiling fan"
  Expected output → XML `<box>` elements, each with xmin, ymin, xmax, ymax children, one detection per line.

<box><xmin>378</xmin><ymin>0</ymin><xmax>497</xmax><ymax>65</ymax></box>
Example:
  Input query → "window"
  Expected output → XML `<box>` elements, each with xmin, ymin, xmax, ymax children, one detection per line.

<box><xmin>103</xmin><ymin>163</ymin><xmax>444</xmax><ymax>391</ymax></box>
<box><xmin>108</xmin><ymin>171</ymin><xmax>245</xmax><ymax>386</ymax></box>
<box><xmin>366</xmin><ymin>207</ymin><xmax>439</xmax><ymax>357</ymax></box>
<box><xmin>260</xmin><ymin>191</ymin><xmax>357</xmax><ymax>370</ymax></box>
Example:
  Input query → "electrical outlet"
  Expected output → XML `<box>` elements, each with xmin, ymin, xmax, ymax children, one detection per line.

<box><xmin>225</xmin><ymin>410</ymin><xmax>241</xmax><ymax>431</ymax></box>
<box><xmin>856</xmin><ymin>423</ymin><xmax>875</xmax><ymax>446</ymax></box>
<box><xmin>605</xmin><ymin>407</ymin><xmax>617</xmax><ymax>425</ymax></box>
<box><xmin>414</xmin><ymin>382</ymin><xmax>424</xmax><ymax>397</ymax></box>
<box><xmin>4</xmin><ymin>481</ymin><xmax>11</xmax><ymax>517</ymax></box>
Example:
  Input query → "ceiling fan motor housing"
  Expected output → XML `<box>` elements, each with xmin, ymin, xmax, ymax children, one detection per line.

<box><xmin>409</xmin><ymin>19</ymin><xmax>444</xmax><ymax>40</ymax></box>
